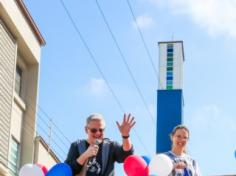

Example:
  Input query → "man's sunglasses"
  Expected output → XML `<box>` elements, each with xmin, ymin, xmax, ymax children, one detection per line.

<box><xmin>88</xmin><ymin>128</ymin><xmax>105</xmax><ymax>133</ymax></box>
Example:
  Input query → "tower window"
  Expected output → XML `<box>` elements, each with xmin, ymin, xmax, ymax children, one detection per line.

<box><xmin>166</xmin><ymin>44</ymin><xmax>174</xmax><ymax>89</ymax></box>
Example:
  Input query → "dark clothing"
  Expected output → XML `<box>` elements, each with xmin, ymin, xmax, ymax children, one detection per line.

<box><xmin>85</xmin><ymin>141</ymin><xmax>102</xmax><ymax>176</ymax></box>
<box><xmin>65</xmin><ymin>138</ymin><xmax>134</xmax><ymax>176</ymax></box>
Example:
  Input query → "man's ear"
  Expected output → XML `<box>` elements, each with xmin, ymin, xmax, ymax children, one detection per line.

<box><xmin>85</xmin><ymin>126</ymin><xmax>88</xmax><ymax>134</ymax></box>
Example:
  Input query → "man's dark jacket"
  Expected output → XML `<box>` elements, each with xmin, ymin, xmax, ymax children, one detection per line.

<box><xmin>64</xmin><ymin>138</ymin><xmax>134</xmax><ymax>176</ymax></box>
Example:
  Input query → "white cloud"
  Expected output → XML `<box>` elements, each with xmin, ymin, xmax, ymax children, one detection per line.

<box><xmin>151</xmin><ymin>0</ymin><xmax>236</xmax><ymax>38</ymax></box>
<box><xmin>133</xmin><ymin>14</ymin><xmax>154</xmax><ymax>29</ymax></box>
<box><xmin>87</xmin><ymin>78</ymin><xmax>108</xmax><ymax>95</ymax></box>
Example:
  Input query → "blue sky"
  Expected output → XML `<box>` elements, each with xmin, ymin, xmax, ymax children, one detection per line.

<box><xmin>24</xmin><ymin>0</ymin><xmax>236</xmax><ymax>175</ymax></box>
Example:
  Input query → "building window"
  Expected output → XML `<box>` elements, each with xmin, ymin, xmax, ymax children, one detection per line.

<box><xmin>8</xmin><ymin>137</ymin><xmax>20</xmax><ymax>176</ymax></box>
<box><xmin>167</xmin><ymin>79</ymin><xmax>173</xmax><ymax>85</ymax></box>
<box><xmin>166</xmin><ymin>76</ymin><xmax>173</xmax><ymax>80</ymax></box>
<box><xmin>15</xmin><ymin>65</ymin><xmax>22</xmax><ymax>96</ymax></box>
<box><xmin>167</xmin><ymin>72</ymin><xmax>173</xmax><ymax>77</ymax></box>
<box><xmin>167</xmin><ymin>67</ymin><xmax>173</xmax><ymax>71</ymax></box>
<box><xmin>167</xmin><ymin>62</ymin><xmax>173</xmax><ymax>67</ymax></box>
<box><xmin>166</xmin><ymin>44</ymin><xmax>174</xmax><ymax>89</ymax></box>
<box><xmin>166</xmin><ymin>85</ymin><xmax>173</xmax><ymax>90</ymax></box>
<box><xmin>167</xmin><ymin>44</ymin><xmax>173</xmax><ymax>49</ymax></box>
<box><xmin>167</xmin><ymin>52</ymin><xmax>173</xmax><ymax>57</ymax></box>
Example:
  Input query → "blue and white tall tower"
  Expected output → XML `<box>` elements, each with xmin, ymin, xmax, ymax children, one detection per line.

<box><xmin>156</xmin><ymin>41</ymin><xmax>184</xmax><ymax>153</ymax></box>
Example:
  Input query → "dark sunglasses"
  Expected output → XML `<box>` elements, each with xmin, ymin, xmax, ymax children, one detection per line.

<box><xmin>88</xmin><ymin>128</ymin><xmax>105</xmax><ymax>133</ymax></box>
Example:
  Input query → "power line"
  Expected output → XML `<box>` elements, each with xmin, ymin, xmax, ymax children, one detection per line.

<box><xmin>125</xmin><ymin>0</ymin><xmax>165</xmax><ymax>90</ymax></box>
<box><xmin>38</xmin><ymin>106</ymin><xmax>72</xmax><ymax>144</ymax></box>
<box><xmin>125</xmin><ymin>0</ymin><xmax>159</xmax><ymax>81</ymax></box>
<box><xmin>4</xmin><ymin>93</ymin><xmax>71</xmax><ymax>161</ymax></box>
<box><xmin>59</xmin><ymin>0</ymin><xmax>125</xmax><ymax>113</ymax></box>
<box><xmin>58</xmin><ymin>0</ymin><xmax>151</xmax><ymax>156</ymax></box>
<box><xmin>14</xmin><ymin>95</ymin><xmax>72</xmax><ymax>148</ymax></box>
<box><xmin>15</xmin><ymin>94</ymin><xmax>73</xmax><ymax>149</ymax></box>
<box><xmin>37</xmin><ymin>111</ymin><xmax>70</xmax><ymax>149</ymax></box>
<box><xmin>37</xmin><ymin>124</ymin><xmax>66</xmax><ymax>161</ymax></box>
<box><xmin>95</xmin><ymin>0</ymin><xmax>156</xmax><ymax>124</ymax></box>
<box><xmin>11</xmin><ymin>105</ymin><xmax>67</xmax><ymax>161</ymax></box>
<box><xmin>15</xmin><ymin>100</ymin><xmax>72</xmax><ymax>156</ymax></box>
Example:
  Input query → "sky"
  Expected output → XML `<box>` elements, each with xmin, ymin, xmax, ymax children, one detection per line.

<box><xmin>23</xmin><ymin>0</ymin><xmax>236</xmax><ymax>175</ymax></box>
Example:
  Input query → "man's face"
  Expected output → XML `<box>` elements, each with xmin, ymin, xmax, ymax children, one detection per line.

<box><xmin>86</xmin><ymin>120</ymin><xmax>105</xmax><ymax>143</ymax></box>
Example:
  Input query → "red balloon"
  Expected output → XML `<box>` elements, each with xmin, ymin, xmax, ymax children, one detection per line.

<box><xmin>123</xmin><ymin>155</ymin><xmax>149</xmax><ymax>176</ymax></box>
<box><xmin>36</xmin><ymin>164</ymin><xmax>48</xmax><ymax>175</ymax></box>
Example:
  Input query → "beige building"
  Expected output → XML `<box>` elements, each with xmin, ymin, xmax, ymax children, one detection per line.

<box><xmin>34</xmin><ymin>136</ymin><xmax>60</xmax><ymax>170</ymax></box>
<box><xmin>0</xmin><ymin>0</ymin><xmax>59</xmax><ymax>175</ymax></box>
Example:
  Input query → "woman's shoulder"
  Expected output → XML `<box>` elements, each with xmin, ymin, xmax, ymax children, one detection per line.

<box><xmin>164</xmin><ymin>151</ymin><xmax>195</xmax><ymax>161</ymax></box>
<box><xmin>183</xmin><ymin>153</ymin><xmax>196</xmax><ymax>161</ymax></box>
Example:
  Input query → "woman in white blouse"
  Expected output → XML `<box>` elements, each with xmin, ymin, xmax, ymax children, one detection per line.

<box><xmin>165</xmin><ymin>125</ymin><xmax>201</xmax><ymax>176</ymax></box>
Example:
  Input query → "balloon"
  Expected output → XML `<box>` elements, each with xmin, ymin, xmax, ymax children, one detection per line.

<box><xmin>19</xmin><ymin>163</ymin><xmax>44</xmax><ymax>176</ymax></box>
<box><xmin>141</xmin><ymin>155</ymin><xmax>151</xmax><ymax>165</ymax></box>
<box><xmin>149</xmin><ymin>154</ymin><xmax>173</xmax><ymax>176</ymax></box>
<box><xmin>123</xmin><ymin>155</ymin><xmax>149</xmax><ymax>176</ymax></box>
<box><xmin>36</xmin><ymin>164</ymin><xmax>48</xmax><ymax>175</ymax></box>
<box><xmin>46</xmin><ymin>163</ymin><xmax>72</xmax><ymax>176</ymax></box>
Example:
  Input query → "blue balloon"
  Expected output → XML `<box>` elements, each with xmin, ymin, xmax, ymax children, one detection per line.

<box><xmin>141</xmin><ymin>155</ymin><xmax>151</xmax><ymax>165</ymax></box>
<box><xmin>235</xmin><ymin>150</ymin><xmax>236</xmax><ymax>158</ymax></box>
<box><xmin>46</xmin><ymin>163</ymin><xmax>72</xmax><ymax>176</ymax></box>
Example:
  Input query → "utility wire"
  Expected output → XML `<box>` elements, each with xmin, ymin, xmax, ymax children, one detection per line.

<box><xmin>59</xmin><ymin>0</ymin><xmax>125</xmax><ymax>113</ymax></box>
<box><xmin>38</xmin><ymin>106</ymin><xmax>72</xmax><ymax>144</ymax></box>
<box><xmin>125</xmin><ymin>0</ymin><xmax>158</xmax><ymax>81</ymax></box>
<box><xmin>12</xmin><ymin>94</ymin><xmax>72</xmax><ymax>148</ymax></box>
<box><xmin>58</xmin><ymin>0</ymin><xmax>151</xmax><ymax>156</ymax></box>
<box><xmin>37</xmin><ymin>111</ymin><xmax>70</xmax><ymax>149</ymax></box>
<box><xmin>125</xmin><ymin>0</ymin><xmax>165</xmax><ymax>90</ymax></box>
<box><xmin>95</xmin><ymin>0</ymin><xmax>155</xmax><ymax>124</ymax></box>
<box><xmin>11</xmin><ymin>106</ymin><xmax>67</xmax><ymax>161</ymax></box>
<box><xmin>15</xmin><ymin>94</ymin><xmax>72</xmax><ymax>147</ymax></box>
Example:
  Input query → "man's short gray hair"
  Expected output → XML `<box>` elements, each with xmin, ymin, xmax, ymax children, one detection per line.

<box><xmin>86</xmin><ymin>113</ymin><xmax>105</xmax><ymax>125</ymax></box>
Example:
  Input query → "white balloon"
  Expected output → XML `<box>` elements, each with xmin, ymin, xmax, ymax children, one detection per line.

<box><xmin>149</xmin><ymin>154</ymin><xmax>173</xmax><ymax>176</ymax></box>
<box><xmin>19</xmin><ymin>164</ymin><xmax>44</xmax><ymax>176</ymax></box>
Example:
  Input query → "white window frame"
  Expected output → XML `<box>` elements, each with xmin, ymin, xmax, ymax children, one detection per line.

<box><xmin>8</xmin><ymin>137</ymin><xmax>20</xmax><ymax>176</ymax></box>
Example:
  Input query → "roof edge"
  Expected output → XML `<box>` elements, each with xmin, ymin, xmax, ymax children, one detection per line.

<box><xmin>158</xmin><ymin>40</ymin><xmax>183</xmax><ymax>45</ymax></box>
<box><xmin>15</xmin><ymin>0</ymin><xmax>45</xmax><ymax>46</ymax></box>
<box><xmin>36</xmin><ymin>136</ymin><xmax>61</xmax><ymax>163</ymax></box>
<box><xmin>158</xmin><ymin>40</ymin><xmax>185</xmax><ymax>61</ymax></box>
